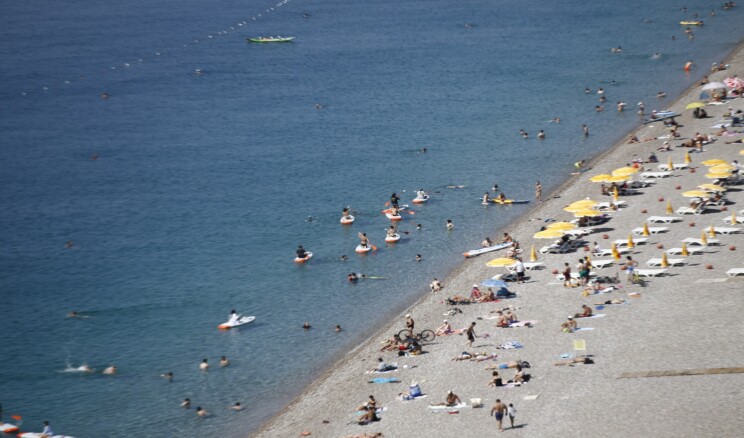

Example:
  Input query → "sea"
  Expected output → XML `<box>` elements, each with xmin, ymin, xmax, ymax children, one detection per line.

<box><xmin>1</xmin><ymin>0</ymin><xmax>742</xmax><ymax>436</ymax></box>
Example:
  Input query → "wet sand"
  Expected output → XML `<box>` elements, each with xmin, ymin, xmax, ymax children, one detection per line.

<box><xmin>252</xmin><ymin>43</ymin><xmax>744</xmax><ymax>438</ymax></box>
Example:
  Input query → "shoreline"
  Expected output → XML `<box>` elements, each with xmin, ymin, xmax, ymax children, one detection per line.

<box><xmin>251</xmin><ymin>39</ymin><xmax>744</xmax><ymax>438</ymax></box>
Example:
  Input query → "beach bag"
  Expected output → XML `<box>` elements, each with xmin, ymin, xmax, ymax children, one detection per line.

<box><xmin>409</xmin><ymin>382</ymin><xmax>422</xmax><ymax>397</ymax></box>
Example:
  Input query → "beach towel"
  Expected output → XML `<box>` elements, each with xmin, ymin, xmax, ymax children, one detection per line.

<box><xmin>428</xmin><ymin>403</ymin><xmax>469</xmax><ymax>410</ymax></box>
<box><xmin>497</xmin><ymin>341</ymin><xmax>523</xmax><ymax>349</ymax></box>
<box><xmin>355</xmin><ymin>407</ymin><xmax>388</xmax><ymax>415</ymax></box>
<box><xmin>368</xmin><ymin>377</ymin><xmax>400</xmax><ymax>384</ymax></box>
<box><xmin>578</xmin><ymin>314</ymin><xmax>606</xmax><ymax>319</ymax></box>
<box><xmin>572</xmin><ymin>327</ymin><xmax>595</xmax><ymax>332</ymax></box>
<box><xmin>509</xmin><ymin>320</ymin><xmax>537</xmax><ymax>327</ymax></box>
<box><xmin>400</xmin><ymin>394</ymin><xmax>427</xmax><ymax>401</ymax></box>
<box><xmin>365</xmin><ymin>366</ymin><xmax>398</xmax><ymax>374</ymax></box>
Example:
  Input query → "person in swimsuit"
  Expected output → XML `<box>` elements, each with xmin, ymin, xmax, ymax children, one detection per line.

<box><xmin>435</xmin><ymin>319</ymin><xmax>453</xmax><ymax>336</ymax></box>
<box><xmin>358</xmin><ymin>232</ymin><xmax>369</xmax><ymax>248</ymax></box>
<box><xmin>491</xmin><ymin>399</ymin><xmax>508</xmax><ymax>432</ymax></box>
<box><xmin>199</xmin><ymin>359</ymin><xmax>209</xmax><ymax>371</ymax></box>
<box><xmin>390</xmin><ymin>193</ymin><xmax>400</xmax><ymax>208</ymax></box>
<box><xmin>483</xmin><ymin>192</ymin><xmax>490</xmax><ymax>204</ymax></box>
<box><xmin>387</xmin><ymin>225</ymin><xmax>397</xmax><ymax>238</ymax></box>
<box><xmin>498</xmin><ymin>192</ymin><xmax>507</xmax><ymax>202</ymax></box>
<box><xmin>488</xmin><ymin>371</ymin><xmax>504</xmax><ymax>387</ymax></box>
<box><xmin>575</xmin><ymin>305</ymin><xmax>593</xmax><ymax>318</ymax></box>
<box><xmin>404</xmin><ymin>314</ymin><xmax>415</xmax><ymax>337</ymax></box>
<box><xmin>561</xmin><ymin>316</ymin><xmax>578</xmax><ymax>332</ymax></box>
<box><xmin>220</xmin><ymin>356</ymin><xmax>230</xmax><ymax>367</ymax></box>
<box><xmin>466</xmin><ymin>322</ymin><xmax>476</xmax><ymax>347</ymax></box>
<box><xmin>296</xmin><ymin>245</ymin><xmax>308</xmax><ymax>259</ymax></box>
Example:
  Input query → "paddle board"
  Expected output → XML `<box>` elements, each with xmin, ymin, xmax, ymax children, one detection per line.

<box><xmin>492</xmin><ymin>199</ymin><xmax>530</xmax><ymax>205</ymax></box>
<box><xmin>463</xmin><ymin>242</ymin><xmax>512</xmax><ymax>258</ymax></box>
<box><xmin>294</xmin><ymin>252</ymin><xmax>313</xmax><ymax>263</ymax></box>
<box><xmin>412</xmin><ymin>195</ymin><xmax>429</xmax><ymax>204</ymax></box>
<box><xmin>0</xmin><ymin>423</ymin><xmax>19</xmax><ymax>433</ymax></box>
<box><xmin>384</xmin><ymin>233</ymin><xmax>401</xmax><ymax>243</ymax></box>
<box><xmin>381</xmin><ymin>205</ymin><xmax>408</xmax><ymax>214</ymax></box>
<box><xmin>340</xmin><ymin>215</ymin><xmax>355</xmax><ymax>224</ymax></box>
<box><xmin>18</xmin><ymin>434</ymin><xmax>76</xmax><ymax>438</ymax></box>
<box><xmin>355</xmin><ymin>245</ymin><xmax>373</xmax><ymax>254</ymax></box>
<box><xmin>218</xmin><ymin>315</ymin><xmax>256</xmax><ymax>330</ymax></box>
<box><xmin>385</xmin><ymin>213</ymin><xmax>403</xmax><ymax>221</ymax></box>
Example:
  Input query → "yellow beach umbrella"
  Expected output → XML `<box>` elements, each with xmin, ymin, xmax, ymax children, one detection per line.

<box><xmin>529</xmin><ymin>245</ymin><xmax>538</xmax><ymax>262</ymax></box>
<box><xmin>486</xmin><ymin>257</ymin><xmax>517</xmax><ymax>267</ymax></box>
<box><xmin>700</xmin><ymin>231</ymin><xmax>708</xmax><ymax>246</ymax></box>
<box><xmin>612</xmin><ymin>186</ymin><xmax>619</xmax><ymax>201</ymax></box>
<box><xmin>604</xmin><ymin>175</ymin><xmax>631</xmax><ymax>183</ymax></box>
<box><xmin>612</xmin><ymin>166</ymin><xmax>639</xmax><ymax>176</ymax></box>
<box><xmin>627</xmin><ymin>234</ymin><xmax>635</xmax><ymax>249</ymax></box>
<box><xmin>589</xmin><ymin>174</ymin><xmax>612</xmax><ymax>182</ymax></box>
<box><xmin>685</xmin><ymin>102</ymin><xmax>706</xmax><ymax>109</ymax></box>
<box><xmin>642</xmin><ymin>223</ymin><xmax>650</xmax><ymax>236</ymax></box>
<box><xmin>708</xmin><ymin>225</ymin><xmax>716</xmax><ymax>238</ymax></box>
<box><xmin>667</xmin><ymin>156</ymin><xmax>674</xmax><ymax>170</ymax></box>
<box><xmin>547</xmin><ymin>222</ymin><xmax>576</xmax><ymax>231</ymax></box>
<box><xmin>661</xmin><ymin>252</ymin><xmax>669</xmax><ymax>268</ymax></box>
<box><xmin>705</xmin><ymin>172</ymin><xmax>732</xmax><ymax>179</ymax></box>
<box><xmin>573</xmin><ymin>209</ymin><xmax>603</xmax><ymax>217</ymax></box>
<box><xmin>682</xmin><ymin>190</ymin><xmax>711</xmax><ymax>198</ymax></box>
<box><xmin>666</xmin><ymin>201</ymin><xmax>674</xmax><ymax>215</ymax></box>
<box><xmin>701</xmin><ymin>159</ymin><xmax>727</xmax><ymax>166</ymax></box>
<box><xmin>611</xmin><ymin>243</ymin><xmax>621</xmax><ymax>260</ymax></box>
<box><xmin>710</xmin><ymin>164</ymin><xmax>734</xmax><ymax>172</ymax></box>
<box><xmin>533</xmin><ymin>229</ymin><xmax>565</xmax><ymax>239</ymax></box>
<box><xmin>698</xmin><ymin>183</ymin><xmax>726</xmax><ymax>192</ymax></box>
<box><xmin>681</xmin><ymin>242</ymin><xmax>689</xmax><ymax>256</ymax></box>
<box><xmin>684</xmin><ymin>151</ymin><xmax>692</xmax><ymax>164</ymax></box>
<box><xmin>733</xmin><ymin>210</ymin><xmax>738</xmax><ymax>224</ymax></box>
<box><xmin>568</xmin><ymin>199</ymin><xmax>598</xmax><ymax>207</ymax></box>
<box><xmin>740</xmin><ymin>149</ymin><xmax>744</xmax><ymax>156</ymax></box>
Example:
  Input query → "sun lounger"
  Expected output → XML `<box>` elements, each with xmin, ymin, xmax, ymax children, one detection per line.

<box><xmin>726</xmin><ymin>268</ymin><xmax>744</xmax><ymax>277</ymax></box>
<box><xmin>540</xmin><ymin>243</ymin><xmax>570</xmax><ymax>254</ymax></box>
<box><xmin>596</xmin><ymin>201</ymin><xmax>627</xmax><ymax>210</ymax></box>
<box><xmin>635</xmin><ymin>269</ymin><xmax>668</xmax><ymax>277</ymax></box>
<box><xmin>595</xmin><ymin>247</ymin><xmax>629</xmax><ymax>257</ymax></box>
<box><xmin>665</xmin><ymin>247</ymin><xmax>705</xmax><ymax>255</ymax></box>
<box><xmin>647</xmin><ymin>216</ymin><xmax>682</xmax><ymax>224</ymax></box>
<box><xmin>646</xmin><ymin>258</ymin><xmax>685</xmax><ymax>267</ymax></box>
<box><xmin>556</xmin><ymin>272</ymin><xmax>597</xmax><ymax>281</ymax></box>
<box><xmin>713</xmin><ymin>227</ymin><xmax>741</xmax><ymax>235</ymax></box>
<box><xmin>682</xmin><ymin>238</ymin><xmax>720</xmax><ymax>246</ymax></box>
<box><xmin>563</xmin><ymin>229</ymin><xmax>592</xmax><ymax>237</ymax></box>
<box><xmin>723</xmin><ymin>216</ymin><xmax>744</xmax><ymax>224</ymax></box>
<box><xmin>506</xmin><ymin>262</ymin><xmax>544</xmax><ymax>273</ymax></box>
<box><xmin>632</xmin><ymin>226</ymin><xmax>669</xmax><ymax>235</ymax></box>
<box><xmin>657</xmin><ymin>163</ymin><xmax>690</xmax><ymax>171</ymax></box>
<box><xmin>614</xmin><ymin>238</ymin><xmax>648</xmax><ymax>247</ymax></box>
<box><xmin>676</xmin><ymin>206</ymin><xmax>707</xmax><ymax>215</ymax></box>
<box><xmin>640</xmin><ymin>171</ymin><xmax>672</xmax><ymax>179</ymax></box>
<box><xmin>590</xmin><ymin>259</ymin><xmax>614</xmax><ymax>269</ymax></box>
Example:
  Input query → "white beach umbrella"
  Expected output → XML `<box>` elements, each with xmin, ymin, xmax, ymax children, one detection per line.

<box><xmin>701</xmin><ymin>82</ymin><xmax>727</xmax><ymax>91</ymax></box>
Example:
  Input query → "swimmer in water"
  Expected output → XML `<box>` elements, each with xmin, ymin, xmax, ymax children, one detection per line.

<box><xmin>67</xmin><ymin>311</ymin><xmax>81</xmax><ymax>318</ymax></box>
<box><xmin>416</xmin><ymin>224</ymin><xmax>422</xmax><ymax>230</ymax></box>
<box><xmin>200</xmin><ymin>359</ymin><xmax>209</xmax><ymax>371</ymax></box>
<box><xmin>340</xmin><ymin>254</ymin><xmax>348</xmax><ymax>261</ymax></box>
<box><xmin>161</xmin><ymin>371</ymin><xmax>174</xmax><ymax>381</ymax></box>
<box><xmin>446</xmin><ymin>219</ymin><xmax>454</xmax><ymax>230</ymax></box>
<box><xmin>75</xmin><ymin>364</ymin><xmax>94</xmax><ymax>373</ymax></box>
<box><xmin>196</xmin><ymin>406</ymin><xmax>209</xmax><ymax>417</ymax></box>
<box><xmin>229</xmin><ymin>402</ymin><xmax>243</xmax><ymax>411</ymax></box>
<box><xmin>416</xmin><ymin>254</ymin><xmax>422</xmax><ymax>262</ymax></box>
<box><xmin>181</xmin><ymin>398</ymin><xmax>191</xmax><ymax>408</ymax></box>
<box><xmin>65</xmin><ymin>240</ymin><xmax>74</xmax><ymax>248</ymax></box>
<box><xmin>220</xmin><ymin>356</ymin><xmax>230</xmax><ymax>367</ymax></box>
<box><xmin>303</xmin><ymin>322</ymin><xmax>312</xmax><ymax>330</ymax></box>
<box><xmin>102</xmin><ymin>365</ymin><xmax>117</xmax><ymax>375</ymax></box>
<box><xmin>335</xmin><ymin>325</ymin><xmax>342</xmax><ymax>332</ymax></box>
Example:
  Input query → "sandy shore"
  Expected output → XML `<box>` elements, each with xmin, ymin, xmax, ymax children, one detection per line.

<box><xmin>252</xmin><ymin>43</ymin><xmax>744</xmax><ymax>438</ymax></box>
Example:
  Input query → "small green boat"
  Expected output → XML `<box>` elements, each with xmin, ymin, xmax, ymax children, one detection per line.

<box><xmin>248</xmin><ymin>36</ymin><xmax>295</xmax><ymax>43</ymax></box>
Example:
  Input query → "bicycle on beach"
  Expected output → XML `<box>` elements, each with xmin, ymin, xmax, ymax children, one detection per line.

<box><xmin>398</xmin><ymin>328</ymin><xmax>436</xmax><ymax>343</ymax></box>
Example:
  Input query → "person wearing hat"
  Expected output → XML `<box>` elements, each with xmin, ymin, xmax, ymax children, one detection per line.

<box><xmin>435</xmin><ymin>319</ymin><xmax>453</xmax><ymax>336</ymax></box>
<box><xmin>561</xmin><ymin>316</ymin><xmax>578</xmax><ymax>333</ymax></box>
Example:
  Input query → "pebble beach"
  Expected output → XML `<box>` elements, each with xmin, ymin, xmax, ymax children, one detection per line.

<box><xmin>253</xmin><ymin>42</ymin><xmax>744</xmax><ymax>438</ymax></box>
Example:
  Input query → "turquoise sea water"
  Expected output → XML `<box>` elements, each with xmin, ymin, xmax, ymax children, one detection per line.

<box><xmin>1</xmin><ymin>0</ymin><xmax>743</xmax><ymax>436</ymax></box>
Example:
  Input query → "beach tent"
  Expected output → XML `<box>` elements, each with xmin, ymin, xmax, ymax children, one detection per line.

<box><xmin>479</xmin><ymin>279</ymin><xmax>514</xmax><ymax>297</ymax></box>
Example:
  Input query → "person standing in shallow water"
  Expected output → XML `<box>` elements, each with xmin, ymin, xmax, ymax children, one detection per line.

<box><xmin>535</xmin><ymin>181</ymin><xmax>542</xmax><ymax>202</ymax></box>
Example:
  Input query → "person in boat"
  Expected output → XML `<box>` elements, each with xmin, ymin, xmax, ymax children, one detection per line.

<box><xmin>296</xmin><ymin>245</ymin><xmax>308</xmax><ymax>259</ymax></box>
<box><xmin>502</xmin><ymin>232</ymin><xmax>514</xmax><ymax>244</ymax></box>
<box><xmin>482</xmin><ymin>192</ymin><xmax>490</xmax><ymax>203</ymax></box>
<box><xmin>481</xmin><ymin>237</ymin><xmax>493</xmax><ymax>247</ymax></box>
<box><xmin>498</xmin><ymin>192</ymin><xmax>507</xmax><ymax>202</ymax></box>
<box><xmin>416</xmin><ymin>189</ymin><xmax>427</xmax><ymax>200</ymax></box>
<box><xmin>390</xmin><ymin>193</ymin><xmax>400</xmax><ymax>208</ymax></box>
<box><xmin>387</xmin><ymin>225</ymin><xmax>397</xmax><ymax>238</ymax></box>
<box><xmin>358</xmin><ymin>232</ymin><xmax>369</xmax><ymax>248</ymax></box>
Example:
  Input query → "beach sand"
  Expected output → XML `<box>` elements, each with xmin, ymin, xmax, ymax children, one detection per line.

<box><xmin>252</xmin><ymin>44</ymin><xmax>744</xmax><ymax>438</ymax></box>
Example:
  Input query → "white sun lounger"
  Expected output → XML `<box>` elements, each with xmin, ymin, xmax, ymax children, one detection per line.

<box><xmin>657</xmin><ymin>163</ymin><xmax>690</xmax><ymax>171</ymax></box>
<box><xmin>726</xmin><ymin>268</ymin><xmax>744</xmax><ymax>277</ymax></box>
<box><xmin>682</xmin><ymin>238</ymin><xmax>720</xmax><ymax>246</ymax></box>
<box><xmin>590</xmin><ymin>259</ymin><xmax>614</xmax><ymax>269</ymax></box>
<box><xmin>647</xmin><ymin>216</ymin><xmax>682</xmax><ymax>224</ymax></box>
<box><xmin>540</xmin><ymin>244</ymin><xmax>570</xmax><ymax>254</ymax></box>
<box><xmin>595</xmin><ymin>248</ymin><xmax>629</xmax><ymax>257</ymax></box>
<box><xmin>712</xmin><ymin>227</ymin><xmax>741</xmax><ymax>235</ymax></box>
<box><xmin>506</xmin><ymin>262</ymin><xmax>544</xmax><ymax>273</ymax></box>
<box><xmin>635</xmin><ymin>269</ymin><xmax>668</xmax><ymax>277</ymax></box>
<box><xmin>646</xmin><ymin>258</ymin><xmax>685</xmax><ymax>267</ymax></box>
<box><xmin>614</xmin><ymin>238</ymin><xmax>648</xmax><ymax>247</ymax></box>
<box><xmin>556</xmin><ymin>272</ymin><xmax>597</xmax><ymax>281</ymax></box>
<box><xmin>665</xmin><ymin>247</ymin><xmax>705</xmax><ymax>255</ymax></box>
<box><xmin>596</xmin><ymin>201</ymin><xmax>627</xmax><ymax>210</ymax></box>
<box><xmin>563</xmin><ymin>228</ymin><xmax>593</xmax><ymax>237</ymax></box>
<box><xmin>632</xmin><ymin>226</ymin><xmax>669</xmax><ymax>235</ymax></box>
<box><xmin>640</xmin><ymin>171</ymin><xmax>672</xmax><ymax>179</ymax></box>
<box><xmin>723</xmin><ymin>216</ymin><xmax>744</xmax><ymax>224</ymax></box>
<box><xmin>676</xmin><ymin>206</ymin><xmax>707</xmax><ymax>215</ymax></box>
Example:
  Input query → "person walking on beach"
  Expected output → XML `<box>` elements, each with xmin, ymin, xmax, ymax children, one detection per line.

<box><xmin>466</xmin><ymin>322</ymin><xmax>476</xmax><ymax>347</ymax></box>
<box><xmin>535</xmin><ymin>181</ymin><xmax>542</xmax><ymax>202</ymax></box>
<box><xmin>491</xmin><ymin>399</ymin><xmax>508</xmax><ymax>432</ymax></box>
<box><xmin>563</xmin><ymin>263</ymin><xmax>572</xmax><ymax>288</ymax></box>
<box><xmin>507</xmin><ymin>403</ymin><xmax>517</xmax><ymax>429</ymax></box>
<box><xmin>625</xmin><ymin>256</ymin><xmax>638</xmax><ymax>283</ymax></box>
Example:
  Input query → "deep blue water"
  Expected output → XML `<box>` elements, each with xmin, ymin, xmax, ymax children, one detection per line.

<box><xmin>1</xmin><ymin>0</ymin><xmax>742</xmax><ymax>436</ymax></box>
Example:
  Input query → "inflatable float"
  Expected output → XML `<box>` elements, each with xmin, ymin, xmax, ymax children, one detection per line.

<box><xmin>294</xmin><ymin>252</ymin><xmax>313</xmax><ymax>263</ymax></box>
<box><xmin>463</xmin><ymin>242</ymin><xmax>512</xmax><ymax>258</ymax></box>
<box><xmin>355</xmin><ymin>244</ymin><xmax>373</xmax><ymax>254</ymax></box>
<box><xmin>492</xmin><ymin>199</ymin><xmax>530</xmax><ymax>205</ymax></box>
<box><xmin>412</xmin><ymin>195</ymin><xmax>429</xmax><ymax>204</ymax></box>
<box><xmin>18</xmin><ymin>434</ymin><xmax>76</xmax><ymax>438</ymax></box>
<box><xmin>385</xmin><ymin>233</ymin><xmax>401</xmax><ymax>243</ymax></box>
<box><xmin>381</xmin><ymin>205</ymin><xmax>408</xmax><ymax>214</ymax></box>
<box><xmin>385</xmin><ymin>212</ymin><xmax>403</xmax><ymax>221</ymax></box>
<box><xmin>340</xmin><ymin>215</ymin><xmax>355</xmax><ymax>224</ymax></box>
<box><xmin>0</xmin><ymin>422</ymin><xmax>19</xmax><ymax>433</ymax></box>
<box><xmin>680</xmin><ymin>21</ymin><xmax>703</xmax><ymax>26</ymax></box>
<box><xmin>218</xmin><ymin>315</ymin><xmax>256</xmax><ymax>330</ymax></box>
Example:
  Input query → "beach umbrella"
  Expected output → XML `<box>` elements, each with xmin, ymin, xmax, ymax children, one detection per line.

<box><xmin>533</xmin><ymin>229</ymin><xmax>565</xmax><ymax>239</ymax></box>
<box><xmin>486</xmin><ymin>257</ymin><xmax>517</xmax><ymax>267</ymax></box>
<box><xmin>642</xmin><ymin>223</ymin><xmax>650</xmax><ymax>236</ymax></box>
<box><xmin>682</xmin><ymin>190</ymin><xmax>711</xmax><ymax>198</ymax></box>
<box><xmin>724</xmin><ymin>76</ymin><xmax>744</xmax><ymax>89</ymax></box>
<box><xmin>573</xmin><ymin>209</ymin><xmax>602</xmax><ymax>217</ymax></box>
<box><xmin>684</xmin><ymin>151</ymin><xmax>692</xmax><ymax>164</ymax></box>
<box><xmin>740</xmin><ymin>149</ymin><xmax>744</xmax><ymax>156</ymax></box>
<box><xmin>611</xmin><ymin>243</ymin><xmax>621</xmax><ymax>260</ymax></box>
<box><xmin>702</xmin><ymin>81</ymin><xmax>727</xmax><ymax>90</ymax></box>
<box><xmin>568</xmin><ymin>199</ymin><xmax>598</xmax><ymax>208</ymax></box>
<box><xmin>547</xmin><ymin>222</ymin><xmax>576</xmax><ymax>231</ymax></box>
<box><xmin>702</xmin><ymin>159</ymin><xmax>727</xmax><ymax>166</ymax></box>
<box><xmin>685</xmin><ymin>102</ymin><xmax>706</xmax><ymax>109</ymax></box>
<box><xmin>529</xmin><ymin>245</ymin><xmax>538</xmax><ymax>262</ymax></box>
<box><xmin>604</xmin><ymin>175</ymin><xmax>631</xmax><ymax>183</ymax></box>
<box><xmin>627</xmin><ymin>234</ymin><xmax>635</xmax><ymax>249</ymax></box>
<box><xmin>612</xmin><ymin>166</ymin><xmax>639</xmax><ymax>176</ymax></box>
<box><xmin>699</xmin><ymin>231</ymin><xmax>708</xmax><ymax>246</ymax></box>
<box><xmin>732</xmin><ymin>210</ymin><xmax>738</xmax><ymax>225</ymax></box>
<box><xmin>710</xmin><ymin>163</ymin><xmax>734</xmax><ymax>172</ymax></box>
<box><xmin>667</xmin><ymin>156</ymin><xmax>674</xmax><ymax>170</ymax></box>
<box><xmin>666</xmin><ymin>201</ymin><xmax>673</xmax><ymax>215</ymax></box>
<box><xmin>481</xmin><ymin>279</ymin><xmax>509</xmax><ymax>288</ymax></box>
<box><xmin>589</xmin><ymin>174</ymin><xmax>612</xmax><ymax>182</ymax></box>
<box><xmin>661</xmin><ymin>252</ymin><xmax>669</xmax><ymax>268</ymax></box>
<box><xmin>705</xmin><ymin>172</ymin><xmax>732</xmax><ymax>179</ymax></box>
<box><xmin>612</xmin><ymin>186</ymin><xmax>619</xmax><ymax>201</ymax></box>
<box><xmin>708</xmin><ymin>224</ymin><xmax>716</xmax><ymax>238</ymax></box>
<box><xmin>698</xmin><ymin>183</ymin><xmax>726</xmax><ymax>192</ymax></box>
<box><xmin>681</xmin><ymin>242</ymin><xmax>689</xmax><ymax>256</ymax></box>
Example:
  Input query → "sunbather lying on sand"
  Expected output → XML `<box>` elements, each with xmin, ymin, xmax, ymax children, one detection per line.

<box><xmin>554</xmin><ymin>357</ymin><xmax>595</xmax><ymax>366</ymax></box>
<box><xmin>452</xmin><ymin>351</ymin><xmax>497</xmax><ymax>361</ymax></box>
<box><xmin>344</xmin><ymin>434</ymin><xmax>383</xmax><ymax>438</ymax></box>
<box><xmin>485</xmin><ymin>360</ymin><xmax>530</xmax><ymax>370</ymax></box>
<box><xmin>595</xmin><ymin>298</ymin><xmax>625</xmax><ymax>305</ymax></box>
<box><xmin>357</xmin><ymin>405</ymin><xmax>380</xmax><ymax>424</ymax></box>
